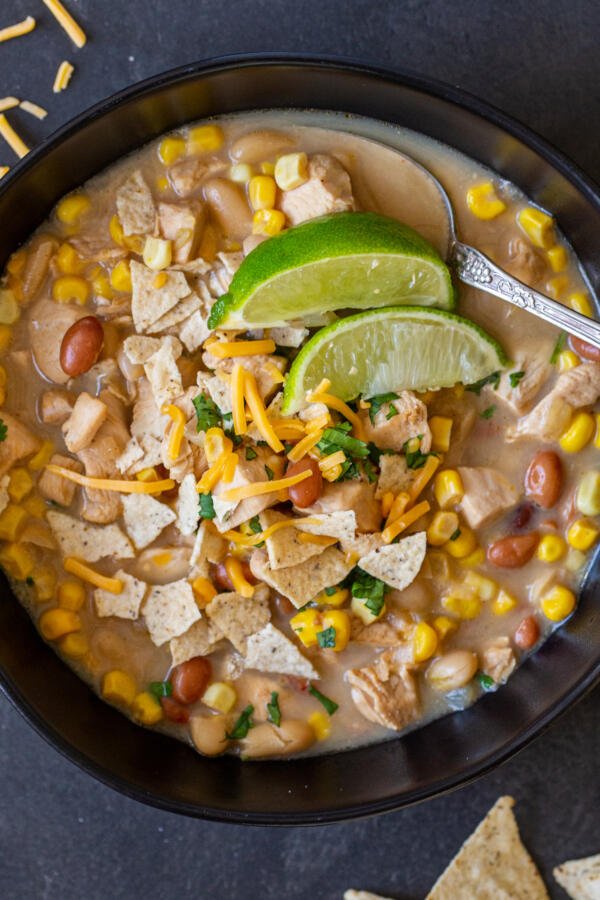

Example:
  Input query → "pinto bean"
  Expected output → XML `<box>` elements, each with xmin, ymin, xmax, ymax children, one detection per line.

<box><xmin>171</xmin><ymin>656</ymin><xmax>212</xmax><ymax>705</ymax></box>
<box><xmin>427</xmin><ymin>650</ymin><xmax>478</xmax><ymax>692</ymax></box>
<box><xmin>286</xmin><ymin>457</ymin><xmax>323</xmax><ymax>508</ymax></box>
<box><xmin>570</xmin><ymin>336</ymin><xmax>600</xmax><ymax>362</ymax></box>
<box><xmin>524</xmin><ymin>450</ymin><xmax>563</xmax><ymax>509</ymax></box>
<box><xmin>212</xmin><ymin>559</ymin><xmax>258</xmax><ymax>592</ymax></box>
<box><xmin>514</xmin><ymin>615</ymin><xmax>540</xmax><ymax>650</ymax></box>
<box><xmin>487</xmin><ymin>532</ymin><xmax>540</xmax><ymax>568</ymax></box>
<box><xmin>230</xmin><ymin>130</ymin><xmax>294</xmax><ymax>164</ymax></box>
<box><xmin>203</xmin><ymin>177</ymin><xmax>252</xmax><ymax>241</ymax></box>
<box><xmin>240</xmin><ymin>720</ymin><xmax>315</xmax><ymax>759</ymax></box>
<box><xmin>59</xmin><ymin>316</ymin><xmax>104</xmax><ymax>376</ymax></box>
<box><xmin>161</xmin><ymin>696</ymin><xmax>190</xmax><ymax>723</ymax></box>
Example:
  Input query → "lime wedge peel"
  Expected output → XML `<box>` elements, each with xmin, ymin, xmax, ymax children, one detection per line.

<box><xmin>281</xmin><ymin>306</ymin><xmax>507</xmax><ymax>415</ymax></box>
<box><xmin>208</xmin><ymin>212</ymin><xmax>455</xmax><ymax>329</ymax></box>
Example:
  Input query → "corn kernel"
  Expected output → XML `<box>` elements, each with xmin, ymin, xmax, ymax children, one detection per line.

<box><xmin>444</xmin><ymin>526</ymin><xmax>477</xmax><ymax>559</ymax></box>
<box><xmin>56</xmin><ymin>193</ymin><xmax>91</xmax><ymax>226</ymax></box>
<box><xmin>102</xmin><ymin>670</ymin><xmax>137</xmax><ymax>706</ymax></box>
<box><xmin>0</xmin><ymin>504</ymin><xmax>27</xmax><ymax>540</ymax></box>
<box><xmin>229</xmin><ymin>163</ymin><xmax>253</xmax><ymax>183</ymax></box>
<box><xmin>315</xmin><ymin>587</ymin><xmax>349</xmax><ymax>608</ymax></box>
<box><xmin>290</xmin><ymin>608</ymin><xmax>320</xmax><ymax>647</ymax></box>
<box><xmin>28</xmin><ymin>440</ymin><xmax>55</xmax><ymax>471</ymax></box>
<box><xmin>58</xmin><ymin>579</ymin><xmax>86</xmax><ymax>611</ymax></box>
<box><xmin>59</xmin><ymin>632</ymin><xmax>89</xmax><ymax>658</ymax></box>
<box><xmin>541</xmin><ymin>585</ymin><xmax>576</xmax><ymax>622</ymax></box>
<box><xmin>274</xmin><ymin>152</ymin><xmax>308</xmax><ymax>191</ymax></box>
<box><xmin>569</xmin><ymin>292</ymin><xmax>593</xmax><ymax>317</ymax></box>
<box><xmin>308</xmin><ymin>710</ymin><xmax>331</xmax><ymax>741</ymax></box>
<box><xmin>466</xmin><ymin>182</ymin><xmax>506</xmax><ymax>220</ymax></box>
<box><xmin>143</xmin><ymin>236</ymin><xmax>172</xmax><ymax>271</ymax></box>
<box><xmin>567</xmin><ymin>518</ymin><xmax>600</xmax><ymax>551</ymax></box>
<box><xmin>0</xmin><ymin>289</ymin><xmax>19</xmax><ymax>325</ymax></box>
<box><xmin>252</xmin><ymin>208</ymin><xmax>285</xmax><ymax>236</ymax></box>
<box><xmin>537</xmin><ymin>533</ymin><xmax>567</xmax><ymax>562</ymax></box>
<box><xmin>442</xmin><ymin>592</ymin><xmax>482</xmax><ymax>619</ymax></box>
<box><xmin>192</xmin><ymin>575</ymin><xmax>217</xmax><ymax>609</ymax></box>
<box><xmin>427</xmin><ymin>550</ymin><xmax>452</xmax><ymax>579</ymax></box>
<box><xmin>201</xmin><ymin>681</ymin><xmax>237</xmax><ymax>714</ymax></box>
<box><xmin>249</xmin><ymin>175</ymin><xmax>277</xmax><ymax>211</ymax></box>
<box><xmin>457</xmin><ymin>546</ymin><xmax>487</xmax><ymax>568</ymax></box>
<box><xmin>557</xmin><ymin>349</ymin><xmax>579</xmax><ymax>372</ymax></box>
<box><xmin>90</xmin><ymin>269</ymin><xmax>113</xmax><ymax>300</ymax></box>
<box><xmin>110</xmin><ymin>260</ymin><xmax>132</xmax><ymax>292</ymax></box>
<box><xmin>56</xmin><ymin>242</ymin><xmax>84</xmax><ymax>275</ymax></box>
<box><xmin>156</xmin><ymin>175</ymin><xmax>169</xmax><ymax>192</ymax></box>
<box><xmin>260</xmin><ymin>161</ymin><xmax>275</xmax><ymax>175</ymax></box>
<box><xmin>52</xmin><ymin>275</ymin><xmax>90</xmax><ymax>305</ymax></box>
<box><xmin>427</xmin><ymin>510</ymin><xmax>459</xmax><ymax>547</ymax></box>
<box><xmin>151</xmin><ymin>551</ymin><xmax>172</xmax><ymax>567</ymax></box>
<box><xmin>109</xmin><ymin>214</ymin><xmax>126</xmax><ymax>246</ymax></box>
<box><xmin>560</xmin><ymin>411</ymin><xmax>595</xmax><ymax>453</ymax></box>
<box><xmin>158</xmin><ymin>136</ymin><xmax>186</xmax><ymax>166</ymax></box>
<box><xmin>429</xmin><ymin>416</ymin><xmax>453</xmax><ymax>453</ymax></box>
<box><xmin>566</xmin><ymin>548</ymin><xmax>587</xmax><ymax>572</ymax></box>
<box><xmin>412</xmin><ymin>621</ymin><xmax>439</xmax><ymax>662</ymax></box>
<box><xmin>32</xmin><ymin>565</ymin><xmax>57</xmax><ymax>602</ymax></box>
<box><xmin>22</xmin><ymin>494</ymin><xmax>47</xmax><ymax>518</ymax></box>
<box><xmin>433</xmin><ymin>469</ymin><xmax>464</xmax><ymax>510</ymax></box>
<box><xmin>188</xmin><ymin>124</ymin><xmax>224</xmax><ymax>154</ymax></box>
<box><xmin>131</xmin><ymin>691</ymin><xmax>163</xmax><ymax>725</ymax></box>
<box><xmin>432</xmin><ymin>615</ymin><xmax>457</xmax><ymax>640</ymax></box>
<box><xmin>320</xmin><ymin>610</ymin><xmax>351</xmax><ymax>652</ymax></box>
<box><xmin>8</xmin><ymin>467</ymin><xmax>33</xmax><ymax>502</ymax></box>
<box><xmin>0</xmin><ymin>543</ymin><xmax>35</xmax><ymax>579</ymax></box>
<box><xmin>7</xmin><ymin>249</ymin><xmax>27</xmax><ymax>277</ymax></box>
<box><xmin>351</xmin><ymin>594</ymin><xmax>386</xmax><ymax>625</ymax></box>
<box><xmin>576</xmin><ymin>471</ymin><xmax>600</xmax><ymax>516</ymax></box>
<box><xmin>546</xmin><ymin>275</ymin><xmax>569</xmax><ymax>300</ymax></box>
<box><xmin>0</xmin><ymin>325</ymin><xmax>11</xmax><ymax>354</ymax></box>
<box><xmin>547</xmin><ymin>245</ymin><xmax>568</xmax><ymax>273</ymax></box>
<box><xmin>517</xmin><ymin>206</ymin><xmax>555</xmax><ymax>249</ymax></box>
<box><xmin>39</xmin><ymin>607</ymin><xmax>81</xmax><ymax>640</ymax></box>
<box><xmin>492</xmin><ymin>589</ymin><xmax>519</xmax><ymax>616</ymax></box>
<box><xmin>463</xmin><ymin>570</ymin><xmax>498</xmax><ymax>601</ymax></box>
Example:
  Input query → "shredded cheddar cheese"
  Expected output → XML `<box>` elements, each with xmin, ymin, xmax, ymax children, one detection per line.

<box><xmin>161</xmin><ymin>403</ymin><xmax>186</xmax><ymax>460</ymax></box>
<box><xmin>318</xmin><ymin>450</ymin><xmax>346</xmax><ymax>472</ymax></box>
<box><xmin>53</xmin><ymin>60</ymin><xmax>75</xmax><ymax>94</ymax></box>
<box><xmin>222</xmin><ymin>516</ymin><xmax>319</xmax><ymax>547</ymax></box>
<box><xmin>297</xmin><ymin>533</ymin><xmax>337</xmax><ymax>547</ymax></box>
<box><xmin>209</xmin><ymin>339</ymin><xmax>276</xmax><ymax>359</ymax></box>
<box><xmin>45</xmin><ymin>464</ymin><xmax>175</xmax><ymax>494</ymax></box>
<box><xmin>231</xmin><ymin>363</ymin><xmax>247</xmax><ymax>435</ymax></box>
<box><xmin>42</xmin><ymin>0</ymin><xmax>87</xmax><ymax>47</ymax></box>
<box><xmin>20</xmin><ymin>100</ymin><xmax>48</xmax><ymax>120</ymax></box>
<box><xmin>224</xmin><ymin>556</ymin><xmax>254</xmax><ymax>598</ymax></box>
<box><xmin>305</xmin><ymin>413</ymin><xmax>331</xmax><ymax>432</ymax></box>
<box><xmin>0</xmin><ymin>16</ymin><xmax>36</xmax><ymax>43</ymax></box>
<box><xmin>309</xmin><ymin>391</ymin><xmax>367</xmax><ymax>441</ymax></box>
<box><xmin>409</xmin><ymin>455</ymin><xmax>441</xmax><ymax>503</ymax></box>
<box><xmin>0</xmin><ymin>98</ymin><xmax>20</xmax><ymax>113</ymax></box>
<box><xmin>270</xmin><ymin>418</ymin><xmax>306</xmax><ymax>440</ymax></box>
<box><xmin>287</xmin><ymin>429</ymin><xmax>323</xmax><ymax>462</ymax></box>
<box><xmin>204</xmin><ymin>428</ymin><xmax>232</xmax><ymax>465</ymax></box>
<box><xmin>222</xmin><ymin>452</ymin><xmax>239</xmax><ymax>483</ymax></box>
<box><xmin>264</xmin><ymin>361</ymin><xmax>285</xmax><ymax>384</ymax></box>
<box><xmin>0</xmin><ymin>114</ymin><xmax>29</xmax><ymax>159</ymax></box>
<box><xmin>384</xmin><ymin>491</ymin><xmax>410</xmax><ymax>529</ymax></box>
<box><xmin>64</xmin><ymin>558</ymin><xmax>123</xmax><ymax>594</ymax></box>
<box><xmin>221</xmin><ymin>469</ymin><xmax>311</xmax><ymax>504</ymax></box>
<box><xmin>196</xmin><ymin>449</ymin><xmax>231</xmax><ymax>493</ymax></box>
<box><xmin>243</xmin><ymin>371</ymin><xmax>284</xmax><ymax>452</ymax></box>
<box><xmin>382</xmin><ymin>500</ymin><xmax>431</xmax><ymax>544</ymax></box>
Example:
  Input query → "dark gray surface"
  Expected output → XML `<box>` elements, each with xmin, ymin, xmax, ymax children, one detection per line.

<box><xmin>0</xmin><ymin>1</ymin><xmax>599</xmax><ymax>898</ymax></box>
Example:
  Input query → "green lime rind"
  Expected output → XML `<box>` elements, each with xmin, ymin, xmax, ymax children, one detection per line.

<box><xmin>208</xmin><ymin>211</ymin><xmax>455</xmax><ymax>329</ymax></box>
<box><xmin>281</xmin><ymin>306</ymin><xmax>507</xmax><ymax>415</ymax></box>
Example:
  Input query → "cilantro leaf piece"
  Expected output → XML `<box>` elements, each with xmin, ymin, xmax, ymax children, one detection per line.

<box><xmin>308</xmin><ymin>684</ymin><xmax>339</xmax><ymax>715</ymax></box>
<box><xmin>248</xmin><ymin>515</ymin><xmax>262</xmax><ymax>534</ymax></box>
<box><xmin>226</xmin><ymin>704</ymin><xmax>255</xmax><ymax>739</ymax></box>
<box><xmin>403</xmin><ymin>436</ymin><xmax>431</xmax><ymax>470</ymax></box>
<box><xmin>199</xmin><ymin>492</ymin><xmax>216</xmax><ymax>520</ymax></box>
<box><xmin>509</xmin><ymin>370</ymin><xmax>525</xmax><ymax>388</ymax></box>
<box><xmin>324</xmin><ymin>586</ymin><xmax>337</xmax><ymax>596</ymax></box>
<box><xmin>192</xmin><ymin>393</ymin><xmax>220</xmax><ymax>432</ymax></box>
<box><xmin>362</xmin><ymin>458</ymin><xmax>377</xmax><ymax>484</ymax></box>
<box><xmin>266</xmin><ymin>691</ymin><xmax>281</xmax><ymax>727</ymax></box>
<box><xmin>480</xmin><ymin>405</ymin><xmax>496</xmax><ymax>419</ymax></box>
<box><xmin>550</xmin><ymin>331</ymin><xmax>567</xmax><ymax>364</ymax></box>
<box><xmin>245</xmin><ymin>446</ymin><xmax>258</xmax><ymax>461</ymax></box>
<box><xmin>317</xmin><ymin>425</ymin><xmax>369</xmax><ymax>459</ymax></box>
<box><xmin>222</xmin><ymin>412</ymin><xmax>242</xmax><ymax>445</ymax></box>
<box><xmin>386</xmin><ymin>405</ymin><xmax>399</xmax><ymax>420</ymax></box>
<box><xmin>477</xmin><ymin>672</ymin><xmax>496</xmax><ymax>692</ymax></box>
<box><xmin>264</xmin><ymin>464</ymin><xmax>274</xmax><ymax>481</ymax></box>
<box><xmin>367</xmin><ymin>392</ymin><xmax>399</xmax><ymax>424</ymax></box>
<box><xmin>466</xmin><ymin>371</ymin><xmax>501</xmax><ymax>395</ymax></box>
<box><xmin>449</xmin><ymin>528</ymin><xmax>461</xmax><ymax>541</ymax></box>
<box><xmin>149</xmin><ymin>680</ymin><xmax>172</xmax><ymax>700</ymax></box>
<box><xmin>351</xmin><ymin>569</ymin><xmax>386</xmax><ymax>617</ymax></box>
<box><xmin>316</xmin><ymin>626</ymin><xmax>336</xmax><ymax>649</ymax></box>
<box><xmin>0</xmin><ymin>419</ymin><xmax>7</xmax><ymax>443</ymax></box>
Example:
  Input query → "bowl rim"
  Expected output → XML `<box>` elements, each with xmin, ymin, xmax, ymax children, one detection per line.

<box><xmin>1</xmin><ymin>52</ymin><xmax>599</xmax><ymax>825</ymax></box>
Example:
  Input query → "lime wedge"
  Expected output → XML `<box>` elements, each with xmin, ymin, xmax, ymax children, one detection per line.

<box><xmin>208</xmin><ymin>212</ymin><xmax>455</xmax><ymax>328</ymax></box>
<box><xmin>281</xmin><ymin>306</ymin><xmax>506</xmax><ymax>414</ymax></box>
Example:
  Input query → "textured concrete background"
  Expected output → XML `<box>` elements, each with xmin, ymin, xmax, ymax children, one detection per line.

<box><xmin>0</xmin><ymin>1</ymin><xmax>599</xmax><ymax>898</ymax></box>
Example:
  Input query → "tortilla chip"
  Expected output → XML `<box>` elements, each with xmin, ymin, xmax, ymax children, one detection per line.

<box><xmin>196</xmin><ymin>371</ymin><xmax>232</xmax><ymax>414</ymax></box>
<box><xmin>426</xmin><ymin>796</ymin><xmax>549</xmax><ymax>899</ymax></box>
<box><xmin>180</xmin><ymin>309</ymin><xmax>211</xmax><ymax>353</ymax></box>
<box><xmin>94</xmin><ymin>570</ymin><xmax>148</xmax><ymax>620</ymax></box>
<box><xmin>176</xmin><ymin>472</ymin><xmax>200</xmax><ymax>536</ymax></box>
<box><xmin>250</xmin><ymin>547</ymin><xmax>353</xmax><ymax>609</ymax></box>
<box><xmin>359</xmin><ymin>532</ymin><xmax>426</xmax><ymax>591</ymax></box>
<box><xmin>115</xmin><ymin>169</ymin><xmax>156</xmax><ymax>236</ymax></box>
<box><xmin>146</xmin><ymin>292</ymin><xmax>201</xmax><ymax>334</ymax></box>
<box><xmin>244</xmin><ymin>623</ymin><xmax>319</xmax><ymax>679</ymax></box>
<box><xmin>190</xmin><ymin>521</ymin><xmax>228</xmax><ymax>568</ymax></box>
<box><xmin>554</xmin><ymin>854</ymin><xmax>600</xmax><ymax>900</ymax></box>
<box><xmin>122</xmin><ymin>493</ymin><xmax>176</xmax><ymax>549</ymax></box>
<box><xmin>123</xmin><ymin>335</ymin><xmax>162</xmax><ymax>365</ymax></box>
<box><xmin>130</xmin><ymin>260</ymin><xmax>190</xmax><ymax>333</ymax></box>
<box><xmin>260</xmin><ymin>509</ymin><xmax>324</xmax><ymax>570</ymax></box>
<box><xmin>340</xmin><ymin>533</ymin><xmax>384</xmax><ymax>560</ymax></box>
<box><xmin>205</xmin><ymin>591</ymin><xmax>270</xmax><ymax>653</ymax></box>
<box><xmin>344</xmin><ymin>892</ymin><xmax>393</xmax><ymax>900</ymax></box>
<box><xmin>143</xmin><ymin>336</ymin><xmax>184</xmax><ymax>410</ymax></box>
<box><xmin>375</xmin><ymin>453</ymin><xmax>414</xmax><ymax>499</ymax></box>
<box><xmin>295</xmin><ymin>510</ymin><xmax>356</xmax><ymax>543</ymax></box>
<box><xmin>143</xmin><ymin>578</ymin><xmax>200</xmax><ymax>646</ymax></box>
<box><xmin>47</xmin><ymin>510</ymin><xmax>134</xmax><ymax>562</ymax></box>
<box><xmin>169</xmin><ymin>616</ymin><xmax>223</xmax><ymax>665</ymax></box>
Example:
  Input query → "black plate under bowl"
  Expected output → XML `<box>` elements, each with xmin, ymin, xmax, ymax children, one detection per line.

<box><xmin>0</xmin><ymin>55</ymin><xmax>599</xmax><ymax>825</ymax></box>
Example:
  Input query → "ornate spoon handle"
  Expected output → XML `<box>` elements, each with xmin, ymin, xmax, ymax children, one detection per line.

<box><xmin>452</xmin><ymin>241</ymin><xmax>600</xmax><ymax>350</ymax></box>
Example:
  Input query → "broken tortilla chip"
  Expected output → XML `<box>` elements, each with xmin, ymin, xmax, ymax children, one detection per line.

<box><xmin>130</xmin><ymin>260</ymin><xmax>190</xmax><ymax>333</ymax></box>
<box><xmin>205</xmin><ymin>591</ymin><xmax>270</xmax><ymax>654</ymax></box>
<box><xmin>176</xmin><ymin>472</ymin><xmax>200</xmax><ymax>536</ymax></box>
<box><xmin>295</xmin><ymin>509</ymin><xmax>356</xmax><ymax>543</ymax></box>
<box><xmin>260</xmin><ymin>509</ymin><xmax>324</xmax><ymax>570</ymax></box>
<box><xmin>244</xmin><ymin>623</ymin><xmax>319</xmax><ymax>679</ymax></box>
<box><xmin>358</xmin><ymin>532</ymin><xmax>426</xmax><ymax>591</ymax></box>
<box><xmin>47</xmin><ymin>510</ymin><xmax>134</xmax><ymax>562</ymax></box>
<box><xmin>250</xmin><ymin>546</ymin><xmax>353</xmax><ymax>609</ymax></box>
<box><xmin>375</xmin><ymin>453</ymin><xmax>414</xmax><ymax>499</ymax></box>
<box><xmin>554</xmin><ymin>854</ymin><xmax>600</xmax><ymax>900</ymax></box>
<box><xmin>115</xmin><ymin>169</ymin><xmax>156</xmax><ymax>236</ymax></box>
<box><xmin>123</xmin><ymin>334</ymin><xmax>162</xmax><ymax>365</ymax></box>
<box><xmin>146</xmin><ymin>292</ymin><xmax>202</xmax><ymax>334</ymax></box>
<box><xmin>190</xmin><ymin>521</ymin><xmax>228</xmax><ymax>569</ymax></box>
<box><xmin>122</xmin><ymin>492</ymin><xmax>176</xmax><ymax>549</ymax></box>
<box><xmin>169</xmin><ymin>616</ymin><xmax>223</xmax><ymax>666</ymax></box>
<box><xmin>143</xmin><ymin>578</ymin><xmax>200</xmax><ymax>646</ymax></box>
<box><xmin>94</xmin><ymin>570</ymin><xmax>147</xmax><ymax>620</ymax></box>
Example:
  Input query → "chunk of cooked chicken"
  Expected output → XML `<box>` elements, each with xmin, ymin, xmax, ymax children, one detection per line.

<box><xmin>301</xmin><ymin>480</ymin><xmax>382</xmax><ymax>533</ymax></box>
<box><xmin>279</xmin><ymin>154</ymin><xmax>354</xmax><ymax>225</ymax></box>
<box><xmin>37</xmin><ymin>453</ymin><xmax>83</xmax><ymax>507</ymax></box>
<box><xmin>169</xmin><ymin>156</ymin><xmax>225</xmax><ymax>198</ymax></box>
<box><xmin>76</xmin><ymin>391</ymin><xmax>129</xmax><ymax>523</ymax></box>
<box><xmin>29</xmin><ymin>298</ymin><xmax>84</xmax><ymax>385</ymax></box>
<box><xmin>21</xmin><ymin>236</ymin><xmax>57</xmax><ymax>303</ymax></box>
<box><xmin>457</xmin><ymin>466</ymin><xmax>519</xmax><ymax>529</ymax></box>
<box><xmin>508</xmin><ymin>361</ymin><xmax>600</xmax><ymax>442</ymax></box>
<box><xmin>158</xmin><ymin>201</ymin><xmax>203</xmax><ymax>263</ymax></box>
<box><xmin>359</xmin><ymin>391</ymin><xmax>432</xmax><ymax>452</ymax></box>
<box><xmin>346</xmin><ymin>649</ymin><xmax>419</xmax><ymax>731</ymax></box>
<box><xmin>62</xmin><ymin>392</ymin><xmax>108</xmax><ymax>453</ymax></box>
<box><xmin>40</xmin><ymin>389</ymin><xmax>75</xmax><ymax>426</ymax></box>
<box><xmin>0</xmin><ymin>411</ymin><xmax>40</xmax><ymax>478</ymax></box>
<box><xmin>211</xmin><ymin>448</ymin><xmax>285</xmax><ymax>532</ymax></box>
<box><xmin>481</xmin><ymin>636</ymin><xmax>516</xmax><ymax>684</ymax></box>
<box><xmin>493</xmin><ymin>349</ymin><xmax>552</xmax><ymax>415</ymax></box>
<box><xmin>504</xmin><ymin>237</ymin><xmax>545</xmax><ymax>285</ymax></box>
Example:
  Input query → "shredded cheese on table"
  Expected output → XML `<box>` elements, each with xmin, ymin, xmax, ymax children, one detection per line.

<box><xmin>309</xmin><ymin>391</ymin><xmax>367</xmax><ymax>441</ymax></box>
<box><xmin>0</xmin><ymin>16</ymin><xmax>36</xmax><ymax>43</ymax></box>
<box><xmin>220</xmin><ymin>469</ymin><xmax>311</xmax><ymax>504</ymax></box>
<box><xmin>53</xmin><ymin>60</ymin><xmax>75</xmax><ymax>93</ymax></box>
<box><xmin>64</xmin><ymin>558</ymin><xmax>123</xmax><ymax>594</ymax></box>
<box><xmin>381</xmin><ymin>500</ymin><xmax>431</xmax><ymax>544</ymax></box>
<box><xmin>42</xmin><ymin>0</ymin><xmax>86</xmax><ymax>47</ymax></box>
<box><xmin>45</xmin><ymin>464</ymin><xmax>175</xmax><ymax>494</ymax></box>
<box><xmin>20</xmin><ymin>100</ymin><xmax>48</xmax><ymax>120</ymax></box>
<box><xmin>0</xmin><ymin>98</ymin><xmax>20</xmax><ymax>113</ymax></box>
<box><xmin>209</xmin><ymin>339</ymin><xmax>276</xmax><ymax>359</ymax></box>
<box><xmin>0</xmin><ymin>114</ymin><xmax>29</xmax><ymax>159</ymax></box>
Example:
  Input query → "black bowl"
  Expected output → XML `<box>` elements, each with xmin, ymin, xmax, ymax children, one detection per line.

<box><xmin>1</xmin><ymin>55</ymin><xmax>599</xmax><ymax>824</ymax></box>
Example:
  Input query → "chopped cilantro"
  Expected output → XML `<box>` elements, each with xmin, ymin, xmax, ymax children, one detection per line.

<box><xmin>264</xmin><ymin>464</ymin><xmax>274</xmax><ymax>481</ymax></box>
<box><xmin>351</xmin><ymin>569</ymin><xmax>386</xmax><ymax>617</ymax></box>
<box><xmin>324</xmin><ymin>586</ymin><xmax>337</xmax><ymax>596</ymax></box>
<box><xmin>477</xmin><ymin>672</ymin><xmax>496</xmax><ymax>692</ymax></box>
<box><xmin>199</xmin><ymin>492</ymin><xmax>216</xmax><ymax>520</ymax></box>
<box><xmin>248</xmin><ymin>515</ymin><xmax>262</xmax><ymax>534</ymax></box>
<box><xmin>245</xmin><ymin>446</ymin><xmax>258</xmax><ymax>461</ymax></box>
<box><xmin>386</xmin><ymin>405</ymin><xmax>399</xmax><ymax>420</ymax></box>
<box><xmin>509</xmin><ymin>370</ymin><xmax>526</xmax><ymax>388</ymax></box>
<box><xmin>362</xmin><ymin>458</ymin><xmax>377</xmax><ymax>484</ymax></box>
<box><xmin>480</xmin><ymin>405</ymin><xmax>496</xmax><ymax>419</ymax></box>
<box><xmin>0</xmin><ymin>419</ymin><xmax>7</xmax><ymax>443</ymax></box>
<box><xmin>550</xmin><ymin>331</ymin><xmax>567</xmax><ymax>364</ymax></box>
<box><xmin>226</xmin><ymin>704</ymin><xmax>254</xmax><ymax>739</ymax></box>
<box><xmin>368</xmin><ymin>392</ymin><xmax>399</xmax><ymax>424</ymax></box>
<box><xmin>466</xmin><ymin>371</ymin><xmax>501</xmax><ymax>395</ymax></box>
<box><xmin>149</xmin><ymin>681</ymin><xmax>172</xmax><ymax>700</ymax></box>
<box><xmin>403</xmin><ymin>436</ymin><xmax>431</xmax><ymax>470</ymax></box>
<box><xmin>316</xmin><ymin>626</ymin><xmax>336</xmax><ymax>649</ymax></box>
<box><xmin>308</xmin><ymin>684</ymin><xmax>339</xmax><ymax>715</ymax></box>
<box><xmin>192</xmin><ymin>393</ymin><xmax>220</xmax><ymax>432</ymax></box>
<box><xmin>222</xmin><ymin>412</ymin><xmax>242</xmax><ymax>445</ymax></box>
<box><xmin>317</xmin><ymin>424</ymin><xmax>369</xmax><ymax>459</ymax></box>
<box><xmin>25</xmin><ymin>576</ymin><xmax>35</xmax><ymax>586</ymax></box>
<box><xmin>449</xmin><ymin>528</ymin><xmax>461</xmax><ymax>541</ymax></box>
<box><xmin>266</xmin><ymin>691</ymin><xmax>281</xmax><ymax>727</ymax></box>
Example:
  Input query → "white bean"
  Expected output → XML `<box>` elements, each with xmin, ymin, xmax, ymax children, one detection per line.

<box><xmin>427</xmin><ymin>650</ymin><xmax>478</xmax><ymax>692</ymax></box>
<box><xmin>190</xmin><ymin>714</ymin><xmax>233</xmax><ymax>756</ymax></box>
<box><xmin>240</xmin><ymin>720</ymin><xmax>315</xmax><ymax>759</ymax></box>
<box><xmin>230</xmin><ymin>130</ymin><xmax>294</xmax><ymax>164</ymax></box>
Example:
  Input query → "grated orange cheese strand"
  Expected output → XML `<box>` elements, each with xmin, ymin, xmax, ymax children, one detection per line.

<box><xmin>318</xmin><ymin>450</ymin><xmax>346</xmax><ymax>472</ymax></box>
<box><xmin>409</xmin><ymin>455</ymin><xmax>441</xmax><ymax>503</ymax></box>
<box><xmin>161</xmin><ymin>403</ymin><xmax>186</xmax><ymax>460</ymax></box>
<box><xmin>53</xmin><ymin>60</ymin><xmax>74</xmax><ymax>93</ymax></box>
<box><xmin>0</xmin><ymin>16</ymin><xmax>36</xmax><ymax>43</ymax></box>
<box><xmin>382</xmin><ymin>500</ymin><xmax>430</xmax><ymax>544</ymax></box>
<box><xmin>0</xmin><ymin>98</ymin><xmax>20</xmax><ymax>113</ymax></box>
<box><xmin>297</xmin><ymin>533</ymin><xmax>337</xmax><ymax>547</ymax></box>
<box><xmin>270</xmin><ymin>418</ymin><xmax>306</xmax><ymax>440</ymax></box>
<box><xmin>20</xmin><ymin>100</ymin><xmax>48</xmax><ymax>120</ymax></box>
<box><xmin>45</xmin><ymin>464</ymin><xmax>175</xmax><ymax>494</ymax></box>
<box><xmin>384</xmin><ymin>491</ymin><xmax>411</xmax><ymax>529</ymax></box>
<box><xmin>0</xmin><ymin>114</ymin><xmax>29</xmax><ymax>158</ymax></box>
<box><xmin>231</xmin><ymin>363</ymin><xmax>247</xmax><ymax>435</ymax></box>
<box><xmin>264</xmin><ymin>361</ymin><xmax>285</xmax><ymax>384</ymax></box>
<box><xmin>224</xmin><ymin>556</ymin><xmax>254</xmax><ymax>598</ymax></box>
<box><xmin>222</xmin><ymin>452</ymin><xmax>239</xmax><ymax>483</ymax></box>
<box><xmin>64</xmin><ymin>558</ymin><xmax>123</xmax><ymax>594</ymax></box>
<box><xmin>221</xmin><ymin>469</ymin><xmax>311</xmax><ymax>503</ymax></box>
<box><xmin>196</xmin><ymin>449</ymin><xmax>231</xmax><ymax>493</ymax></box>
<box><xmin>204</xmin><ymin>427</ymin><xmax>232</xmax><ymax>465</ymax></box>
<box><xmin>209</xmin><ymin>339</ymin><xmax>276</xmax><ymax>359</ymax></box>
<box><xmin>243</xmin><ymin>370</ymin><xmax>284</xmax><ymax>452</ymax></box>
<box><xmin>223</xmin><ymin>516</ymin><xmax>319</xmax><ymax>547</ymax></box>
<box><xmin>287</xmin><ymin>428</ymin><xmax>323</xmax><ymax>463</ymax></box>
<box><xmin>42</xmin><ymin>0</ymin><xmax>86</xmax><ymax>47</ymax></box>
<box><xmin>309</xmin><ymin>391</ymin><xmax>367</xmax><ymax>441</ymax></box>
<box><xmin>306</xmin><ymin>413</ymin><xmax>331</xmax><ymax>432</ymax></box>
